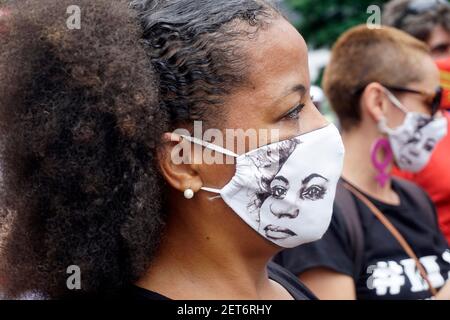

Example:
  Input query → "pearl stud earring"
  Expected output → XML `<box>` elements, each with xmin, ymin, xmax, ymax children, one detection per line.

<box><xmin>184</xmin><ymin>188</ymin><xmax>194</xmax><ymax>199</ymax></box>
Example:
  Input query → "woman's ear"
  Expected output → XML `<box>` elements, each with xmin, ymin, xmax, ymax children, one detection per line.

<box><xmin>157</xmin><ymin>132</ymin><xmax>203</xmax><ymax>193</ymax></box>
<box><xmin>361</xmin><ymin>82</ymin><xmax>389</xmax><ymax>123</ymax></box>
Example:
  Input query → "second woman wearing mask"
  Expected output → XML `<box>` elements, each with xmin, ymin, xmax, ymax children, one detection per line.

<box><xmin>275</xmin><ymin>25</ymin><xmax>450</xmax><ymax>300</ymax></box>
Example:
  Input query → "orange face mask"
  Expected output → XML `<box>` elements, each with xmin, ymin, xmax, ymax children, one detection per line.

<box><xmin>436</xmin><ymin>58</ymin><xmax>450</xmax><ymax>110</ymax></box>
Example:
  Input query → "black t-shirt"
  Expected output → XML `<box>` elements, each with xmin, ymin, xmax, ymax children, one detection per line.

<box><xmin>121</xmin><ymin>262</ymin><xmax>317</xmax><ymax>300</ymax></box>
<box><xmin>274</xmin><ymin>179</ymin><xmax>450</xmax><ymax>300</ymax></box>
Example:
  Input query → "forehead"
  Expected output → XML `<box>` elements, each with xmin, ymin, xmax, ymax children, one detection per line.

<box><xmin>428</xmin><ymin>25</ymin><xmax>450</xmax><ymax>46</ymax></box>
<box><xmin>243</xmin><ymin>18</ymin><xmax>310</xmax><ymax>98</ymax></box>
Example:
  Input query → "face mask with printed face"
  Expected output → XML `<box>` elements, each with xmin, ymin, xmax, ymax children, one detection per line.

<box><xmin>379</xmin><ymin>88</ymin><xmax>448</xmax><ymax>173</ymax></box>
<box><xmin>181</xmin><ymin>123</ymin><xmax>345</xmax><ymax>248</ymax></box>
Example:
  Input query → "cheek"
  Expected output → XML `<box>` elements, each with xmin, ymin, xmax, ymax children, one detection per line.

<box><xmin>385</xmin><ymin>105</ymin><xmax>407</xmax><ymax>128</ymax></box>
<box><xmin>259</xmin><ymin>198</ymin><xmax>276</xmax><ymax>225</ymax></box>
<box><xmin>200</xmin><ymin>162</ymin><xmax>236</xmax><ymax>188</ymax></box>
<box><xmin>402</xmin><ymin>96</ymin><xmax>430</xmax><ymax>115</ymax></box>
<box><xmin>260</xmin><ymin>197</ymin><xmax>277</xmax><ymax>214</ymax></box>
<box><xmin>298</xmin><ymin>199</ymin><xmax>321</xmax><ymax>218</ymax></box>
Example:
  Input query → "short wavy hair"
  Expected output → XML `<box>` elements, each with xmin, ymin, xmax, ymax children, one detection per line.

<box><xmin>322</xmin><ymin>25</ymin><xmax>429</xmax><ymax>131</ymax></box>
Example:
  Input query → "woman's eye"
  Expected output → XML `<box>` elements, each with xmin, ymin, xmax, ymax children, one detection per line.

<box><xmin>424</xmin><ymin>139</ymin><xmax>436</xmax><ymax>151</ymax></box>
<box><xmin>282</xmin><ymin>103</ymin><xmax>305</xmax><ymax>121</ymax></box>
<box><xmin>302</xmin><ymin>185</ymin><xmax>326</xmax><ymax>200</ymax></box>
<box><xmin>271</xmin><ymin>185</ymin><xmax>287</xmax><ymax>199</ymax></box>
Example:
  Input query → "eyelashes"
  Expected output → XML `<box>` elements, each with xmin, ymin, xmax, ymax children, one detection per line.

<box><xmin>301</xmin><ymin>184</ymin><xmax>327</xmax><ymax>201</ymax></box>
<box><xmin>282</xmin><ymin>103</ymin><xmax>305</xmax><ymax>121</ymax></box>
<box><xmin>269</xmin><ymin>184</ymin><xmax>327</xmax><ymax>201</ymax></box>
<box><xmin>423</xmin><ymin>138</ymin><xmax>436</xmax><ymax>152</ymax></box>
<box><xmin>271</xmin><ymin>185</ymin><xmax>287</xmax><ymax>199</ymax></box>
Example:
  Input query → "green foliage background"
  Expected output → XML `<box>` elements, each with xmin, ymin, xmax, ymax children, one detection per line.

<box><xmin>286</xmin><ymin>0</ymin><xmax>390</xmax><ymax>48</ymax></box>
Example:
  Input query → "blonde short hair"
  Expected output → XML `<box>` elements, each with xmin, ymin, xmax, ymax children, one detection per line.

<box><xmin>323</xmin><ymin>24</ymin><xmax>429</xmax><ymax>130</ymax></box>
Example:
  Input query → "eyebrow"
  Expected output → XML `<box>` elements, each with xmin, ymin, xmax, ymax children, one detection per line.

<box><xmin>273</xmin><ymin>84</ymin><xmax>307</xmax><ymax>107</ymax></box>
<box><xmin>284</xmin><ymin>84</ymin><xmax>307</xmax><ymax>99</ymax></box>
<box><xmin>302</xmin><ymin>173</ymin><xmax>328</xmax><ymax>185</ymax></box>
<box><xmin>273</xmin><ymin>176</ymin><xmax>289</xmax><ymax>185</ymax></box>
<box><xmin>431</xmin><ymin>42</ymin><xmax>450</xmax><ymax>51</ymax></box>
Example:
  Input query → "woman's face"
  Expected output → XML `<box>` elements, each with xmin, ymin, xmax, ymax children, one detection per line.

<box><xmin>258</xmin><ymin>151</ymin><xmax>330</xmax><ymax>247</ymax></box>
<box><xmin>199</xmin><ymin>18</ymin><xmax>328</xmax><ymax>192</ymax></box>
<box><xmin>397</xmin><ymin>118</ymin><xmax>437</xmax><ymax>168</ymax></box>
<box><xmin>428</xmin><ymin>24</ymin><xmax>450</xmax><ymax>60</ymax></box>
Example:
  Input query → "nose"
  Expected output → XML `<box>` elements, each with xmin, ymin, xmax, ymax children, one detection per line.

<box><xmin>270</xmin><ymin>202</ymin><xmax>299</xmax><ymax>219</ymax></box>
<box><xmin>408</xmin><ymin>144</ymin><xmax>421</xmax><ymax>157</ymax></box>
<box><xmin>298</xmin><ymin>100</ymin><xmax>329</xmax><ymax>134</ymax></box>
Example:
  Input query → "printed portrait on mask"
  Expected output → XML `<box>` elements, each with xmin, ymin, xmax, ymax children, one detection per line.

<box><xmin>246</xmin><ymin>138</ymin><xmax>300</xmax><ymax>220</ymax></box>
<box><xmin>205</xmin><ymin>124</ymin><xmax>344</xmax><ymax>249</ymax></box>
<box><xmin>245</xmin><ymin>136</ymin><xmax>334</xmax><ymax>247</ymax></box>
<box><xmin>393</xmin><ymin>115</ymin><xmax>439</xmax><ymax>170</ymax></box>
<box><xmin>389</xmin><ymin>114</ymin><xmax>447</xmax><ymax>172</ymax></box>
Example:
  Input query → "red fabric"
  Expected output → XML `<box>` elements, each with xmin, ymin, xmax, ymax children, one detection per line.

<box><xmin>392</xmin><ymin>112</ymin><xmax>450</xmax><ymax>245</ymax></box>
<box><xmin>436</xmin><ymin>58</ymin><xmax>450</xmax><ymax>110</ymax></box>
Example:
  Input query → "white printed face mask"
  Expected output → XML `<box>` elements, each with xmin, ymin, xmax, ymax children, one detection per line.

<box><xmin>181</xmin><ymin>123</ymin><xmax>345</xmax><ymax>248</ymax></box>
<box><xmin>379</xmin><ymin>88</ymin><xmax>448</xmax><ymax>172</ymax></box>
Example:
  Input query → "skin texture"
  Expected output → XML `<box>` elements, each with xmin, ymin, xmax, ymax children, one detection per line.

<box><xmin>299</xmin><ymin>52</ymin><xmax>450</xmax><ymax>300</ymax></box>
<box><xmin>0</xmin><ymin>8</ymin><xmax>8</xmax><ymax>34</ymax></box>
<box><xmin>137</xmin><ymin>17</ymin><xmax>327</xmax><ymax>300</ymax></box>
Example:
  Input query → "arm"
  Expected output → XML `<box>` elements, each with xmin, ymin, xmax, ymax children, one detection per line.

<box><xmin>299</xmin><ymin>267</ymin><xmax>356</xmax><ymax>300</ymax></box>
<box><xmin>435</xmin><ymin>281</ymin><xmax>450</xmax><ymax>300</ymax></box>
<box><xmin>274</xmin><ymin>206</ymin><xmax>358</xmax><ymax>300</ymax></box>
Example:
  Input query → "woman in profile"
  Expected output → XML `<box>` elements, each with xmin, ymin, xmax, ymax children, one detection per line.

<box><xmin>0</xmin><ymin>0</ymin><xmax>343</xmax><ymax>299</ymax></box>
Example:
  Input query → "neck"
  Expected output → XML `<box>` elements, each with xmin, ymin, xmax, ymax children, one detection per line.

<box><xmin>136</xmin><ymin>194</ymin><xmax>278</xmax><ymax>299</ymax></box>
<box><xmin>341</xmin><ymin>128</ymin><xmax>399</xmax><ymax>205</ymax></box>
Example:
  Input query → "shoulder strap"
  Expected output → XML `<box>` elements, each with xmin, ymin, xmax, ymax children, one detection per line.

<box><xmin>342</xmin><ymin>181</ymin><xmax>438</xmax><ymax>297</ymax></box>
<box><xmin>392</xmin><ymin>177</ymin><xmax>437</xmax><ymax>227</ymax></box>
<box><xmin>334</xmin><ymin>179</ymin><xmax>365</xmax><ymax>281</ymax></box>
<box><xmin>267</xmin><ymin>261</ymin><xmax>318</xmax><ymax>300</ymax></box>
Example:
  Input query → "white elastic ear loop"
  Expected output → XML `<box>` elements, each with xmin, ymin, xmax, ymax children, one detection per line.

<box><xmin>200</xmin><ymin>187</ymin><xmax>222</xmax><ymax>200</ymax></box>
<box><xmin>200</xmin><ymin>187</ymin><xmax>221</xmax><ymax>193</ymax></box>
<box><xmin>179</xmin><ymin>135</ymin><xmax>238</xmax><ymax>200</ymax></box>
<box><xmin>179</xmin><ymin>135</ymin><xmax>239</xmax><ymax>158</ymax></box>
<box><xmin>379</xmin><ymin>88</ymin><xmax>410</xmax><ymax>135</ymax></box>
<box><xmin>378</xmin><ymin>116</ymin><xmax>395</xmax><ymax>136</ymax></box>
<box><xmin>383</xmin><ymin>88</ymin><xmax>409</xmax><ymax>114</ymax></box>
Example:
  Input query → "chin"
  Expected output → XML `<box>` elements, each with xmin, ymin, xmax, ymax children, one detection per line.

<box><xmin>270</xmin><ymin>235</ymin><xmax>302</xmax><ymax>249</ymax></box>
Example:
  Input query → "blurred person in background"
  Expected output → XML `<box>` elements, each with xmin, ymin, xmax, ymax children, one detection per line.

<box><xmin>310</xmin><ymin>85</ymin><xmax>325</xmax><ymax>112</ymax></box>
<box><xmin>383</xmin><ymin>0</ymin><xmax>450</xmax><ymax>60</ymax></box>
<box><xmin>384</xmin><ymin>0</ymin><xmax>450</xmax><ymax>244</ymax></box>
<box><xmin>275</xmin><ymin>25</ymin><xmax>450</xmax><ymax>300</ymax></box>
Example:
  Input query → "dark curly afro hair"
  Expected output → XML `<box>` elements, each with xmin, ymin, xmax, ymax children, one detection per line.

<box><xmin>0</xmin><ymin>0</ymin><xmax>280</xmax><ymax>299</ymax></box>
<box><xmin>0</xmin><ymin>0</ymin><xmax>167</xmax><ymax>299</ymax></box>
